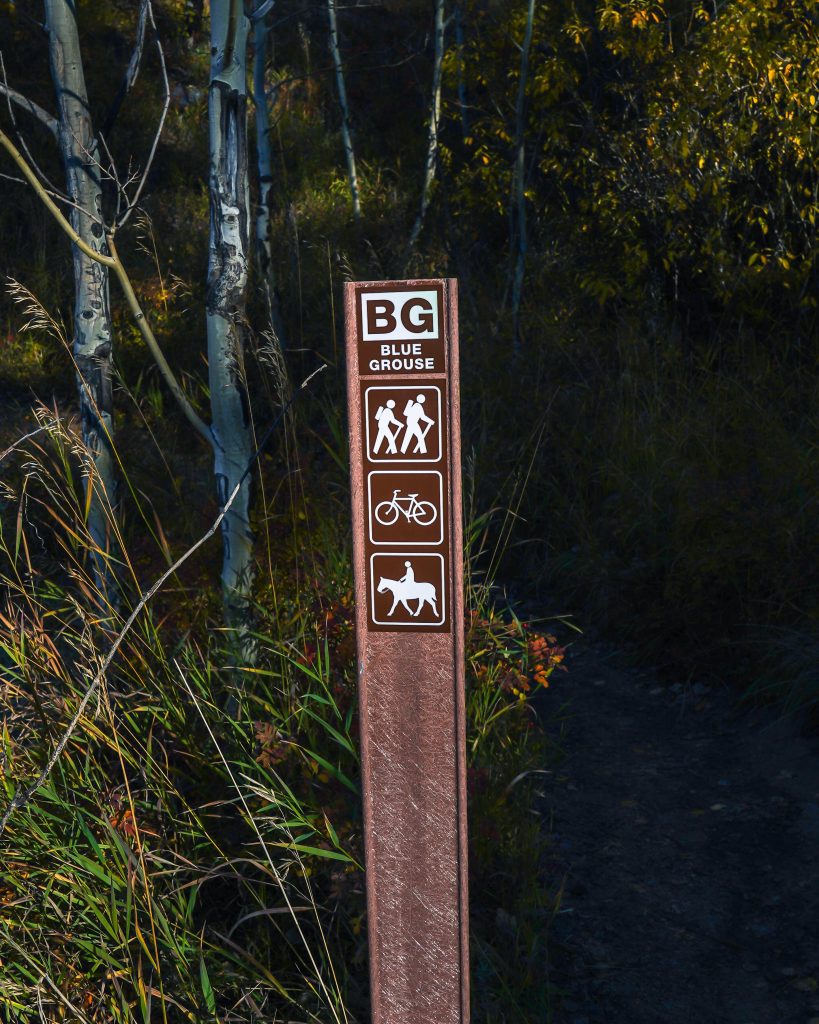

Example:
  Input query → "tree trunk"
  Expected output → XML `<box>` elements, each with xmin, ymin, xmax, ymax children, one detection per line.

<box><xmin>403</xmin><ymin>0</ymin><xmax>445</xmax><ymax>268</ymax></box>
<box><xmin>252</xmin><ymin>10</ymin><xmax>286</xmax><ymax>344</ymax></box>
<box><xmin>327</xmin><ymin>0</ymin><xmax>361</xmax><ymax>222</ymax></box>
<box><xmin>208</xmin><ymin>0</ymin><xmax>255</xmax><ymax>638</ymax></box>
<box><xmin>44</xmin><ymin>0</ymin><xmax>117</xmax><ymax>596</ymax></box>
<box><xmin>509</xmin><ymin>0</ymin><xmax>537</xmax><ymax>353</ymax></box>
<box><xmin>454</xmin><ymin>4</ymin><xmax>468</xmax><ymax>140</ymax></box>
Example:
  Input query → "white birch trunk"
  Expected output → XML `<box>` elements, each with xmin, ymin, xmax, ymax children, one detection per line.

<box><xmin>510</xmin><ymin>0</ymin><xmax>537</xmax><ymax>353</ymax></box>
<box><xmin>208</xmin><ymin>0</ymin><xmax>255</xmax><ymax>635</ymax></box>
<box><xmin>44</xmin><ymin>0</ymin><xmax>117</xmax><ymax>590</ymax></box>
<box><xmin>252</xmin><ymin>12</ymin><xmax>286</xmax><ymax>343</ymax></box>
<box><xmin>404</xmin><ymin>0</ymin><xmax>445</xmax><ymax>266</ymax></box>
<box><xmin>327</xmin><ymin>0</ymin><xmax>361</xmax><ymax>222</ymax></box>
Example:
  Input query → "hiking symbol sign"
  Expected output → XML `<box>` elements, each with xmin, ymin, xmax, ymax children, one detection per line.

<box><xmin>365</xmin><ymin>385</ymin><xmax>442</xmax><ymax>463</ymax></box>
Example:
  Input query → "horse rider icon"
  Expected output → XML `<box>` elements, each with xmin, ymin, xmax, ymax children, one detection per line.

<box><xmin>401</xmin><ymin>394</ymin><xmax>434</xmax><ymax>454</ymax></box>
<box><xmin>376</xmin><ymin>559</ymin><xmax>439</xmax><ymax>618</ymax></box>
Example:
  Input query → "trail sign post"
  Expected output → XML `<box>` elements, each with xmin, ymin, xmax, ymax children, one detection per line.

<box><xmin>345</xmin><ymin>279</ymin><xmax>469</xmax><ymax>1024</ymax></box>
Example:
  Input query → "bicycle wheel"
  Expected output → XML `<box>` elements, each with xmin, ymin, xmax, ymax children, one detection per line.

<box><xmin>412</xmin><ymin>501</ymin><xmax>438</xmax><ymax>526</ymax></box>
<box><xmin>375</xmin><ymin>501</ymin><xmax>400</xmax><ymax>526</ymax></box>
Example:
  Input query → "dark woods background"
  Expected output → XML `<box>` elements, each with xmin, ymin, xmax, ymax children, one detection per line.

<box><xmin>2</xmin><ymin>0</ymin><xmax>815</xmax><ymax>696</ymax></box>
<box><xmin>0</xmin><ymin>0</ymin><xmax>817</xmax><ymax>1019</ymax></box>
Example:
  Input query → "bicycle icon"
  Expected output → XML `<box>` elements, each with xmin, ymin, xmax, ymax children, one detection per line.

<box><xmin>374</xmin><ymin>489</ymin><xmax>438</xmax><ymax>527</ymax></box>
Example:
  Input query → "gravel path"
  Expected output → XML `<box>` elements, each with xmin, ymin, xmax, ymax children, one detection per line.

<box><xmin>538</xmin><ymin>640</ymin><xmax>819</xmax><ymax>1024</ymax></box>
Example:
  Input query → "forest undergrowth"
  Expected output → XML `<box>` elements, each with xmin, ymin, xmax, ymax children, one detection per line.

<box><xmin>0</xmin><ymin>391</ymin><xmax>569</xmax><ymax>1021</ymax></box>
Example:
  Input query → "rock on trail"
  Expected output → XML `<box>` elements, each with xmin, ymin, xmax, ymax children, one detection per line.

<box><xmin>538</xmin><ymin>640</ymin><xmax>819</xmax><ymax>1024</ymax></box>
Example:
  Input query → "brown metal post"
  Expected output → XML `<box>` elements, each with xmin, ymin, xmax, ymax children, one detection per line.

<box><xmin>345</xmin><ymin>279</ymin><xmax>469</xmax><ymax>1024</ymax></box>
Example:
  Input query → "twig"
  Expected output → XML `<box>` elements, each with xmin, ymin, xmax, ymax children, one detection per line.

<box><xmin>0</xmin><ymin>364</ymin><xmax>327</xmax><ymax>841</ymax></box>
<box><xmin>0</xmin><ymin>425</ymin><xmax>50</xmax><ymax>465</ymax></box>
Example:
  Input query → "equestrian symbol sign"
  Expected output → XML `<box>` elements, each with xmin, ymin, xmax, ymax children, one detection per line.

<box><xmin>370</xmin><ymin>553</ymin><xmax>446</xmax><ymax>626</ymax></box>
<box><xmin>345</xmin><ymin>278</ymin><xmax>468</xmax><ymax>1024</ymax></box>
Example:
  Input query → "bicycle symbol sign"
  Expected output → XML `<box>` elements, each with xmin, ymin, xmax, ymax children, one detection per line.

<box><xmin>367</xmin><ymin>471</ymin><xmax>444</xmax><ymax>546</ymax></box>
<box><xmin>375</xmin><ymin>489</ymin><xmax>438</xmax><ymax>527</ymax></box>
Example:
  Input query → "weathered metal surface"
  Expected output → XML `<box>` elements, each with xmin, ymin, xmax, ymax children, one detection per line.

<box><xmin>345</xmin><ymin>279</ymin><xmax>469</xmax><ymax>1024</ymax></box>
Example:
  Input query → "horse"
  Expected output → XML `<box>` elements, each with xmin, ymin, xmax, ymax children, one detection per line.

<box><xmin>377</xmin><ymin>576</ymin><xmax>438</xmax><ymax>618</ymax></box>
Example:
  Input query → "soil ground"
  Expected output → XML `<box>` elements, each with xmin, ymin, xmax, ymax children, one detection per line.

<box><xmin>538</xmin><ymin>638</ymin><xmax>819</xmax><ymax>1024</ymax></box>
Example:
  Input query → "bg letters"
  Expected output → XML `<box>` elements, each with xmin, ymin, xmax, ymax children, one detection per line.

<box><xmin>361</xmin><ymin>290</ymin><xmax>439</xmax><ymax>342</ymax></box>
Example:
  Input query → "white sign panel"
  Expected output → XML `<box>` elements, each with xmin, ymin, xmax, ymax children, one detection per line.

<box><xmin>360</xmin><ymin>290</ymin><xmax>440</xmax><ymax>342</ymax></box>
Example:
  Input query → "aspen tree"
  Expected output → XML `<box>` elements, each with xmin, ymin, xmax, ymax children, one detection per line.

<box><xmin>44</xmin><ymin>0</ymin><xmax>117</xmax><ymax>590</ymax></box>
<box><xmin>207</xmin><ymin>0</ymin><xmax>256</xmax><ymax>640</ymax></box>
<box><xmin>403</xmin><ymin>0</ymin><xmax>445</xmax><ymax>268</ymax></box>
<box><xmin>327</xmin><ymin>0</ymin><xmax>361</xmax><ymax>222</ymax></box>
<box><xmin>509</xmin><ymin>0</ymin><xmax>537</xmax><ymax>352</ymax></box>
<box><xmin>252</xmin><ymin>0</ymin><xmax>286</xmax><ymax>343</ymax></box>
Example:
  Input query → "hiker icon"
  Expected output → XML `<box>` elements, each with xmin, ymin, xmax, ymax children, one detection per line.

<box><xmin>371</xmin><ymin>392</ymin><xmax>438</xmax><ymax>457</ymax></box>
<box><xmin>373</xmin><ymin>399</ymin><xmax>403</xmax><ymax>455</ymax></box>
<box><xmin>366</xmin><ymin>386</ymin><xmax>442</xmax><ymax>463</ymax></box>
<box><xmin>401</xmin><ymin>394</ymin><xmax>435</xmax><ymax>454</ymax></box>
<box><xmin>376</xmin><ymin>560</ymin><xmax>439</xmax><ymax>617</ymax></box>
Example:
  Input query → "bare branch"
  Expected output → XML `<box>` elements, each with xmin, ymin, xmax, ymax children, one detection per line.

<box><xmin>0</xmin><ymin>127</ymin><xmax>213</xmax><ymax>445</ymax></box>
<box><xmin>100</xmin><ymin>0</ymin><xmax>149</xmax><ymax>138</ymax></box>
<box><xmin>0</xmin><ymin>83</ymin><xmax>58</xmax><ymax>137</ymax></box>
<box><xmin>0</xmin><ymin>364</ymin><xmax>328</xmax><ymax>841</ymax></box>
<box><xmin>115</xmin><ymin>1</ymin><xmax>170</xmax><ymax>230</ymax></box>
<box><xmin>251</xmin><ymin>0</ymin><xmax>276</xmax><ymax>21</ymax></box>
<box><xmin>0</xmin><ymin>128</ymin><xmax>114</xmax><ymax>265</ymax></box>
<box><xmin>0</xmin><ymin>168</ymin><xmax>106</xmax><ymax>226</ymax></box>
<box><xmin>106</xmin><ymin>234</ymin><xmax>213</xmax><ymax>444</ymax></box>
<box><xmin>0</xmin><ymin>425</ymin><xmax>50</xmax><ymax>465</ymax></box>
<box><xmin>0</xmin><ymin>54</ymin><xmax>66</xmax><ymax>200</ymax></box>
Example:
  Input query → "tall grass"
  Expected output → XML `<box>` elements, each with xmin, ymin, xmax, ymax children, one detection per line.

<box><xmin>0</xmin><ymin>375</ymin><xmax>568</xmax><ymax>1021</ymax></box>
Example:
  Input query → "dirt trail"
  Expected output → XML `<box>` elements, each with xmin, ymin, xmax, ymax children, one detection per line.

<box><xmin>538</xmin><ymin>639</ymin><xmax>819</xmax><ymax>1024</ymax></box>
